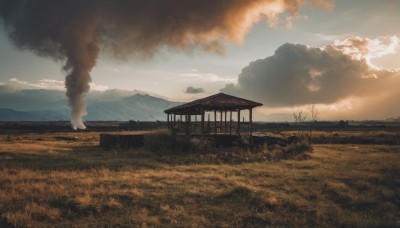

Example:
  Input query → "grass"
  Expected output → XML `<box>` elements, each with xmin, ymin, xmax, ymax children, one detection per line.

<box><xmin>274</xmin><ymin>130</ymin><xmax>400</xmax><ymax>145</ymax></box>
<box><xmin>0</xmin><ymin>130</ymin><xmax>399</xmax><ymax>226</ymax></box>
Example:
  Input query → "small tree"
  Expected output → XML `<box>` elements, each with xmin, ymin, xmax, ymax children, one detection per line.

<box><xmin>293</xmin><ymin>110</ymin><xmax>307</xmax><ymax>123</ymax></box>
<box><xmin>293</xmin><ymin>110</ymin><xmax>307</xmax><ymax>137</ymax></box>
<box><xmin>307</xmin><ymin>104</ymin><xmax>319</xmax><ymax>142</ymax></box>
<box><xmin>293</xmin><ymin>105</ymin><xmax>319</xmax><ymax>144</ymax></box>
<box><xmin>291</xmin><ymin>110</ymin><xmax>314</xmax><ymax>155</ymax></box>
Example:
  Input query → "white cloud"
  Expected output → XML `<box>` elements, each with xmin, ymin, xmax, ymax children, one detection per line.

<box><xmin>332</xmin><ymin>35</ymin><xmax>399</xmax><ymax>68</ymax></box>
<box><xmin>9</xmin><ymin>77</ymin><xmax>109</xmax><ymax>91</ymax></box>
<box><xmin>179</xmin><ymin>72</ymin><xmax>236</xmax><ymax>83</ymax></box>
<box><xmin>314</xmin><ymin>33</ymin><xmax>353</xmax><ymax>42</ymax></box>
<box><xmin>9</xmin><ymin>77</ymin><xmax>65</xmax><ymax>90</ymax></box>
<box><xmin>89</xmin><ymin>83</ymin><xmax>109</xmax><ymax>91</ymax></box>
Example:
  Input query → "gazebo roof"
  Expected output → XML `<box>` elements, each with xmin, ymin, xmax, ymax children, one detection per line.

<box><xmin>164</xmin><ymin>93</ymin><xmax>262</xmax><ymax>115</ymax></box>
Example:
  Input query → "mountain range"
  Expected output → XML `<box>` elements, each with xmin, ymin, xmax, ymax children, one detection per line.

<box><xmin>0</xmin><ymin>85</ymin><xmax>182</xmax><ymax>121</ymax></box>
<box><xmin>0</xmin><ymin>85</ymin><xmax>302</xmax><ymax>122</ymax></box>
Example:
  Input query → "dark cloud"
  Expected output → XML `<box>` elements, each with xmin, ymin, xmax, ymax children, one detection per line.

<box><xmin>0</xmin><ymin>0</ymin><xmax>330</xmax><ymax>129</ymax></box>
<box><xmin>185</xmin><ymin>86</ymin><xmax>204</xmax><ymax>94</ymax></box>
<box><xmin>221</xmin><ymin>42</ymin><xmax>400</xmax><ymax>108</ymax></box>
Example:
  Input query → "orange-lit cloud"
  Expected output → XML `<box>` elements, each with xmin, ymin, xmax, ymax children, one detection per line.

<box><xmin>222</xmin><ymin>36</ymin><xmax>400</xmax><ymax>120</ymax></box>
<box><xmin>333</xmin><ymin>36</ymin><xmax>399</xmax><ymax>68</ymax></box>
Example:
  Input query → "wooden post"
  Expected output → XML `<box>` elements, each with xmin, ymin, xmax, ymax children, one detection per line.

<box><xmin>237</xmin><ymin>110</ymin><xmax>241</xmax><ymax>136</ymax></box>
<box><xmin>207</xmin><ymin>113</ymin><xmax>210</xmax><ymax>133</ymax></box>
<box><xmin>220</xmin><ymin>110</ymin><xmax>223</xmax><ymax>134</ymax></box>
<box><xmin>249</xmin><ymin>108</ymin><xmax>253</xmax><ymax>145</ymax></box>
<box><xmin>214</xmin><ymin>110</ymin><xmax>217</xmax><ymax>134</ymax></box>
<box><xmin>167</xmin><ymin>114</ymin><xmax>170</xmax><ymax>130</ymax></box>
<box><xmin>224</xmin><ymin>111</ymin><xmax>227</xmax><ymax>134</ymax></box>
<box><xmin>229</xmin><ymin>111</ymin><xmax>232</xmax><ymax>135</ymax></box>
<box><xmin>174</xmin><ymin>114</ymin><xmax>176</xmax><ymax>128</ymax></box>
<box><xmin>187</xmin><ymin>115</ymin><xmax>191</xmax><ymax>136</ymax></box>
<box><xmin>194</xmin><ymin>115</ymin><xmax>197</xmax><ymax>134</ymax></box>
<box><xmin>201</xmin><ymin>108</ymin><xmax>205</xmax><ymax>139</ymax></box>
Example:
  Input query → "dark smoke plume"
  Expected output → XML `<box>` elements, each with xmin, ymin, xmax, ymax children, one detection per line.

<box><xmin>0</xmin><ymin>0</ymin><xmax>331</xmax><ymax>129</ymax></box>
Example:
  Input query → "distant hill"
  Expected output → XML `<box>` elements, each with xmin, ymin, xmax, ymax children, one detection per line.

<box><xmin>0</xmin><ymin>86</ymin><xmax>182</xmax><ymax>121</ymax></box>
<box><xmin>86</xmin><ymin>94</ymin><xmax>182</xmax><ymax>121</ymax></box>
<box><xmin>386</xmin><ymin>116</ymin><xmax>400</xmax><ymax>122</ymax></box>
<box><xmin>0</xmin><ymin>85</ymin><xmax>294</xmax><ymax>122</ymax></box>
<box><xmin>0</xmin><ymin>108</ymin><xmax>40</xmax><ymax>121</ymax></box>
<box><xmin>0</xmin><ymin>108</ymin><xmax>71</xmax><ymax>121</ymax></box>
<box><xmin>0</xmin><ymin>87</ymin><xmax>67</xmax><ymax>111</ymax></box>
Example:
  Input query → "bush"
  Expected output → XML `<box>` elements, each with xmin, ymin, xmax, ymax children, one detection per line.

<box><xmin>144</xmin><ymin>130</ymin><xmax>194</xmax><ymax>154</ymax></box>
<box><xmin>176</xmin><ymin>136</ymin><xmax>193</xmax><ymax>153</ymax></box>
<box><xmin>259</xmin><ymin>136</ymin><xmax>313</xmax><ymax>160</ymax></box>
<box><xmin>144</xmin><ymin>129</ymin><xmax>174</xmax><ymax>154</ymax></box>
<box><xmin>283</xmin><ymin>137</ymin><xmax>313</xmax><ymax>158</ymax></box>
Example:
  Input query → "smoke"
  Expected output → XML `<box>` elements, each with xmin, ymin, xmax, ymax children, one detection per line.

<box><xmin>0</xmin><ymin>1</ymin><xmax>102</xmax><ymax>129</ymax></box>
<box><xmin>221</xmin><ymin>36</ymin><xmax>400</xmax><ymax>118</ymax></box>
<box><xmin>0</xmin><ymin>0</ymin><xmax>330</xmax><ymax>129</ymax></box>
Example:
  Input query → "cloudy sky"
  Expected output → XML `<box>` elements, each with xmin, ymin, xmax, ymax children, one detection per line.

<box><xmin>0</xmin><ymin>0</ymin><xmax>399</xmax><ymax>122</ymax></box>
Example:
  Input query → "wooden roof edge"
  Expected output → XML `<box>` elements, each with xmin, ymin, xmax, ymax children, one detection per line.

<box><xmin>164</xmin><ymin>93</ymin><xmax>263</xmax><ymax>114</ymax></box>
<box><xmin>216</xmin><ymin>93</ymin><xmax>263</xmax><ymax>106</ymax></box>
<box><xmin>165</xmin><ymin>105</ymin><xmax>262</xmax><ymax>114</ymax></box>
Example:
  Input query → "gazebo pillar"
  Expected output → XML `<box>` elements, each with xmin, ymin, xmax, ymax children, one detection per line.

<box><xmin>201</xmin><ymin>108</ymin><xmax>205</xmax><ymax>139</ymax></box>
<box><xmin>214</xmin><ymin>110</ymin><xmax>217</xmax><ymax>134</ymax></box>
<box><xmin>224</xmin><ymin>110</ymin><xmax>227</xmax><ymax>133</ymax></box>
<box><xmin>249</xmin><ymin>108</ymin><xmax>253</xmax><ymax>145</ymax></box>
<box><xmin>237</xmin><ymin>109</ymin><xmax>241</xmax><ymax>136</ymax></box>
<box><xmin>187</xmin><ymin>115</ymin><xmax>191</xmax><ymax>136</ymax></box>
<box><xmin>207</xmin><ymin>113</ymin><xmax>210</xmax><ymax>133</ymax></box>
<box><xmin>229</xmin><ymin>111</ymin><xmax>232</xmax><ymax>135</ymax></box>
<box><xmin>167</xmin><ymin>114</ymin><xmax>170</xmax><ymax>130</ymax></box>
<box><xmin>220</xmin><ymin>110</ymin><xmax>223</xmax><ymax>133</ymax></box>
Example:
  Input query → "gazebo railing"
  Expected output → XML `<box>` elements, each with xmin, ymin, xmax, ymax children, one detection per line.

<box><xmin>171</xmin><ymin>121</ymin><xmax>251</xmax><ymax>136</ymax></box>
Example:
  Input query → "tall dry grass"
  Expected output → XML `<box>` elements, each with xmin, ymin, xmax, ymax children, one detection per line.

<box><xmin>0</xmin><ymin>130</ymin><xmax>399</xmax><ymax>226</ymax></box>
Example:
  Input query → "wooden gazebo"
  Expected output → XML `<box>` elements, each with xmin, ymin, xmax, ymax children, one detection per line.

<box><xmin>164</xmin><ymin>93</ymin><xmax>262</xmax><ymax>143</ymax></box>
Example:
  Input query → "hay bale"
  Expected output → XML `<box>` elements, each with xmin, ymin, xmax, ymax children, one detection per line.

<box><xmin>100</xmin><ymin>134</ymin><xmax>144</xmax><ymax>150</ymax></box>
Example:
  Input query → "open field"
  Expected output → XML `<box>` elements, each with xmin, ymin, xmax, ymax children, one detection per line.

<box><xmin>0</xmin><ymin>129</ymin><xmax>399</xmax><ymax>227</ymax></box>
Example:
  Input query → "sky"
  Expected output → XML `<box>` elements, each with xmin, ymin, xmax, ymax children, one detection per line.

<box><xmin>0</xmin><ymin>0</ymin><xmax>400</xmax><ymax>122</ymax></box>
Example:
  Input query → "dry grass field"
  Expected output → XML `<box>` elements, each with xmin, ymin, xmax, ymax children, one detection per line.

<box><xmin>0</xmin><ymin>129</ymin><xmax>399</xmax><ymax>227</ymax></box>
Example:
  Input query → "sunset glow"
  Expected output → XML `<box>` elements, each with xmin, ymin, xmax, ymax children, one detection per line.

<box><xmin>0</xmin><ymin>0</ymin><xmax>399</xmax><ymax>122</ymax></box>
<box><xmin>0</xmin><ymin>2</ymin><xmax>399</xmax><ymax>226</ymax></box>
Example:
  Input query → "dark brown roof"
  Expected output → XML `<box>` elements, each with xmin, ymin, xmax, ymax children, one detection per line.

<box><xmin>164</xmin><ymin>93</ymin><xmax>262</xmax><ymax>114</ymax></box>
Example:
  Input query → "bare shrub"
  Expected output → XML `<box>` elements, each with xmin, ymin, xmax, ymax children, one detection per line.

<box><xmin>283</xmin><ymin>136</ymin><xmax>313</xmax><ymax>159</ymax></box>
<box><xmin>292</xmin><ymin>105</ymin><xmax>319</xmax><ymax>148</ymax></box>
<box><xmin>258</xmin><ymin>136</ymin><xmax>313</xmax><ymax>160</ymax></box>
